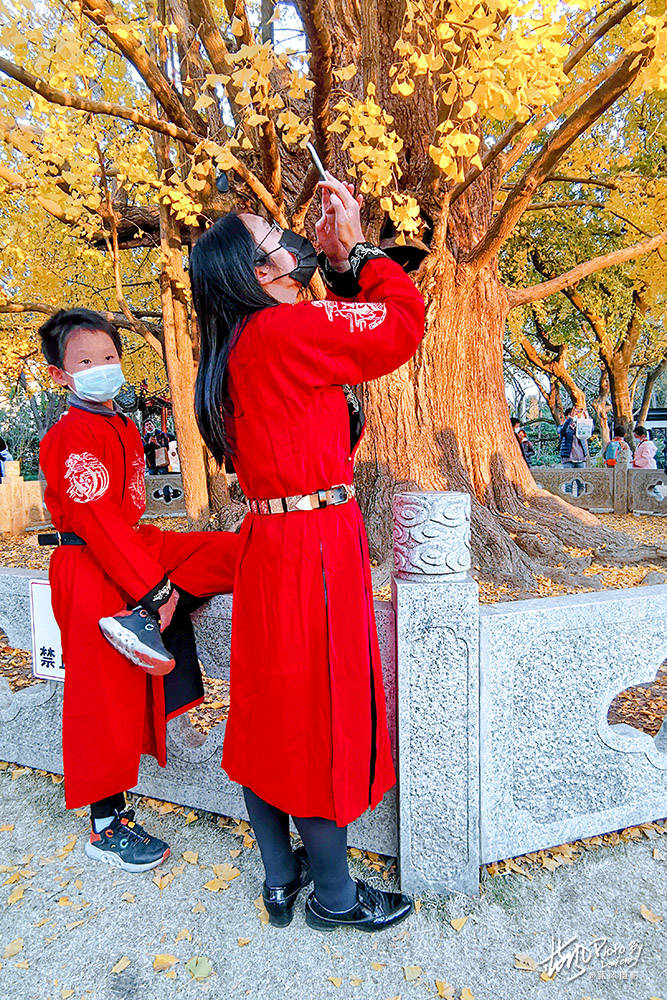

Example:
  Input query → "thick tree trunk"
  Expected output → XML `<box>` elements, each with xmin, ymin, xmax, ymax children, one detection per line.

<box><xmin>355</xmin><ymin>242</ymin><xmax>666</xmax><ymax>589</ymax></box>
<box><xmin>157</xmin><ymin>207</ymin><xmax>210</xmax><ymax>528</ymax></box>
<box><xmin>592</xmin><ymin>368</ymin><xmax>612</xmax><ymax>447</ymax></box>
<box><xmin>606</xmin><ymin>357</ymin><xmax>634</xmax><ymax>437</ymax></box>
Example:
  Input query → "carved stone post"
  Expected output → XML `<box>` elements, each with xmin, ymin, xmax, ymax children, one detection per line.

<box><xmin>393</xmin><ymin>491</ymin><xmax>480</xmax><ymax>896</ymax></box>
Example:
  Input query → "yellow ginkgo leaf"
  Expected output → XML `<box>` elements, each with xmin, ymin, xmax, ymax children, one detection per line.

<box><xmin>153</xmin><ymin>954</ymin><xmax>178</xmax><ymax>972</ymax></box>
<box><xmin>450</xmin><ymin>915</ymin><xmax>469</xmax><ymax>931</ymax></box>
<box><xmin>640</xmin><ymin>904</ymin><xmax>663</xmax><ymax>923</ymax></box>
<box><xmin>110</xmin><ymin>956</ymin><xmax>131</xmax><ymax>974</ymax></box>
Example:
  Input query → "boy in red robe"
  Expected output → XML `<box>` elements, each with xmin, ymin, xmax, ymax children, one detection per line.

<box><xmin>39</xmin><ymin>309</ymin><xmax>239</xmax><ymax>872</ymax></box>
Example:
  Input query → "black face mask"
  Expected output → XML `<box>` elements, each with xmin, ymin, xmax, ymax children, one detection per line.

<box><xmin>255</xmin><ymin>223</ymin><xmax>318</xmax><ymax>288</ymax></box>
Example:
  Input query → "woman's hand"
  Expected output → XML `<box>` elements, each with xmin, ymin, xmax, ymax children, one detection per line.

<box><xmin>315</xmin><ymin>175</ymin><xmax>364</xmax><ymax>266</ymax></box>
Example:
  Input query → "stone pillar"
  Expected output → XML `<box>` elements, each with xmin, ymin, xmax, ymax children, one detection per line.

<box><xmin>613</xmin><ymin>449</ymin><xmax>630</xmax><ymax>515</ymax></box>
<box><xmin>0</xmin><ymin>462</ymin><xmax>28</xmax><ymax>534</ymax></box>
<box><xmin>393</xmin><ymin>491</ymin><xmax>480</xmax><ymax>897</ymax></box>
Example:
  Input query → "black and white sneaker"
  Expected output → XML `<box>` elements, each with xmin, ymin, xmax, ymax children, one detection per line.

<box><xmin>84</xmin><ymin>809</ymin><xmax>170</xmax><ymax>873</ymax></box>
<box><xmin>98</xmin><ymin>606</ymin><xmax>175</xmax><ymax>675</ymax></box>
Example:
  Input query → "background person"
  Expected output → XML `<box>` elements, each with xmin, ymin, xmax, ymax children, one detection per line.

<box><xmin>142</xmin><ymin>419</ymin><xmax>170</xmax><ymax>475</ymax></box>
<box><xmin>0</xmin><ymin>435</ymin><xmax>13</xmax><ymax>481</ymax></box>
<box><xmin>632</xmin><ymin>426</ymin><xmax>658</xmax><ymax>469</ymax></box>
<box><xmin>511</xmin><ymin>417</ymin><xmax>535</xmax><ymax>467</ymax></box>
<box><xmin>190</xmin><ymin>174</ymin><xmax>425</xmax><ymax>933</ymax></box>
<box><xmin>559</xmin><ymin>406</ymin><xmax>589</xmax><ymax>468</ymax></box>
<box><xmin>604</xmin><ymin>426</ymin><xmax>632</xmax><ymax>467</ymax></box>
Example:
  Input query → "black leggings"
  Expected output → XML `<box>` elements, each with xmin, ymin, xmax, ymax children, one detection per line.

<box><xmin>243</xmin><ymin>787</ymin><xmax>357</xmax><ymax>911</ymax></box>
<box><xmin>90</xmin><ymin>791</ymin><xmax>126</xmax><ymax>821</ymax></box>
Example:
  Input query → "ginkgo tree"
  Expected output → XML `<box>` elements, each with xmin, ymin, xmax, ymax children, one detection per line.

<box><xmin>1</xmin><ymin>0</ymin><xmax>666</xmax><ymax>587</ymax></box>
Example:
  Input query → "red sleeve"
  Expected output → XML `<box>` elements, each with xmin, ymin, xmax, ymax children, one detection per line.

<box><xmin>55</xmin><ymin>426</ymin><xmax>166</xmax><ymax>603</ymax></box>
<box><xmin>271</xmin><ymin>256</ymin><xmax>425</xmax><ymax>386</ymax></box>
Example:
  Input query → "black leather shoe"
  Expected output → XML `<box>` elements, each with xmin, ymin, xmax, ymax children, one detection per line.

<box><xmin>305</xmin><ymin>879</ymin><xmax>413</xmax><ymax>932</ymax></box>
<box><xmin>262</xmin><ymin>846</ymin><xmax>312</xmax><ymax>928</ymax></box>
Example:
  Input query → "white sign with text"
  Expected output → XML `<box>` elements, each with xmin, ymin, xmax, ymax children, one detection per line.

<box><xmin>30</xmin><ymin>579</ymin><xmax>65</xmax><ymax>682</ymax></box>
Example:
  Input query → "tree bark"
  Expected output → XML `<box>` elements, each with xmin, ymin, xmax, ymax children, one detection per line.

<box><xmin>592</xmin><ymin>368</ymin><xmax>612</xmax><ymax>447</ymax></box>
<box><xmin>636</xmin><ymin>357</ymin><xmax>667</xmax><ymax>425</ymax></box>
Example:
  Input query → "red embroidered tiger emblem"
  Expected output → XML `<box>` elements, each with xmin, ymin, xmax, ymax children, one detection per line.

<box><xmin>64</xmin><ymin>452</ymin><xmax>110</xmax><ymax>503</ymax></box>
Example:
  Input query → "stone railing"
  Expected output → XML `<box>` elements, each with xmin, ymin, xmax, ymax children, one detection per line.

<box><xmin>1</xmin><ymin>492</ymin><xmax>665</xmax><ymax>898</ymax></box>
<box><xmin>0</xmin><ymin>465</ymin><xmax>187</xmax><ymax>533</ymax></box>
<box><xmin>532</xmin><ymin>458</ymin><xmax>667</xmax><ymax>516</ymax></box>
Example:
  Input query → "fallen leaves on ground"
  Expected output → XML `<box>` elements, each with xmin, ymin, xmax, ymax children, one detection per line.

<box><xmin>153</xmin><ymin>954</ymin><xmax>178</xmax><ymax>972</ymax></box>
<box><xmin>403</xmin><ymin>965</ymin><xmax>422</xmax><ymax>981</ymax></box>
<box><xmin>3</xmin><ymin>939</ymin><xmax>23</xmax><ymax>958</ymax></box>
<box><xmin>485</xmin><ymin>819</ymin><xmax>667</xmax><ymax>879</ymax></box>
<box><xmin>253</xmin><ymin>895</ymin><xmax>269</xmax><ymax>925</ymax></box>
<box><xmin>435</xmin><ymin>981</ymin><xmax>456</xmax><ymax>999</ymax></box>
<box><xmin>185</xmin><ymin>955</ymin><xmax>213</xmax><ymax>980</ymax></box>
<box><xmin>640</xmin><ymin>903</ymin><xmax>663</xmax><ymax>924</ymax></box>
<box><xmin>450</xmin><ymin>916</ymin><xmax>468</xmax><ymax>932</ymax></box>
<box><xmin>110</xmin><ymin>956</ymin><xmax>131</xmax><ymax>974</ymax></box>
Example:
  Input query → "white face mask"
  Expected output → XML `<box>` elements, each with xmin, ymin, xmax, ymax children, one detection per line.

<box><xmin>68</xmin><ymin>363</ymin><xmax>125</xmax><ymax>403</ymax></box>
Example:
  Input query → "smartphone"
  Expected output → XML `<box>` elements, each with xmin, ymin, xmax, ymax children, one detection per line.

<box><xmin>306</xmin><ymin>141</ymin><xmax>328</xmax><ymax>182</ymax></box>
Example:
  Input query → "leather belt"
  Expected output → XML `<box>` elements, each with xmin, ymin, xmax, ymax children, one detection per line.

<box><xmin>248</xmin><ymin>484</ymin><xmax>355</xmax><ymax>515</ymax></box>
<box><xmin>37</xmin><ymin>531</ymin><xmax>85</xmax><ymax>546</ymax></box>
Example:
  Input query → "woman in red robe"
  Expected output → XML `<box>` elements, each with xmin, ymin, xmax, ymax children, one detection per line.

<box><xmin>190</xmin><ymin>175</ymin><xmax>425</xmax><ymax>932</ymax></box>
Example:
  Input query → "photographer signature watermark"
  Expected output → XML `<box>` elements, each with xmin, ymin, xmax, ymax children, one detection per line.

<box><xmin>537</xmin><ymin>933</ymin><xmax>644</xmax><ymax>982</ymax></box>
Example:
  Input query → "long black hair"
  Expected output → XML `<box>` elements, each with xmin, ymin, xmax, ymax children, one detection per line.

<box><xmin>190</xmin><ymin>212</ymin><xmax>277</xmax><ymax>464</ymax></box>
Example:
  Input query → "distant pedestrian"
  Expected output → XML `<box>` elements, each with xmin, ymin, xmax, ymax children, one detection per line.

<box><xmin>559</xmin><ymin>406</ymin><xmax>589</xmax><ymax>468</ymax></box>
<box><xmin>632</xmin><ymin>426</ymin><xmax>658</xmax><ymax>469</ymax></box>
<box><xmin>0</xmin><ymin>436</ymin><xmax>13</xmax><ymax>481</ymax></box>
<box><xmin>142</xmin><ymin>419</ymin><xmax>170</xmax><ymax>475</ymax></box>
<box><xmin>511</xmin><ymin>417</ymin><xmax>535</xmax><ymax>467</ymax></box>
<box><xmin>603</xmin><ymin>426</ymin><xmax>632</xmax><ymax>467</ymax></box>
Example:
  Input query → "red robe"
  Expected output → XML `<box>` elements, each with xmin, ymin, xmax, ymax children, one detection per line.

<box><xmin>223</xmin><ymin>255</ymin><xmax>425</xmax><ymax>825</ymax></box>
<box><xmin>40</xmin><ymin>404</ymin><xmax>239</xmax><ymax>808</ymax></box>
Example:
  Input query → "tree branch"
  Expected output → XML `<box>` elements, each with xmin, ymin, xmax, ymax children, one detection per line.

<box><xmin>0</xmin><ymin>301</ymin><xmax>162</xmax><ymax>337</ymax></box>
<box><xmin>187</xmin><ymin>0</ymin><xmax>243</xmax><ymax>121</ymax></box>
<box><xmin>0</xmin><ymin>56</ymin><xmax>200</xmax><ymax>147</ymax></box>
<box><xmin>291</xmin><ymin>0</ymin><xmax>333</xmax><ymax>230</ymax></box>
<box><xmin>563</xmin><ymin>0</ymin><xmax>639</xmax><ymax>72</ymax></box>
<box><xmin>80</xmin><ymin>0</ymin><xmax>203</xmax><ymax>135</ymax></box>
<box><xmin>465</xmin><ymin>48</ymin><xmax>652</xmax><ymax>272</ymax></box>
<box><xmin>524</xmin><ymin>199</ymin><xmax>605</xmax><ymax>211</ymax></box>
<box><xmin>508</xmin><ymin>229</ymin><xmax>667</xmax><ymax>308</ymax></box>
<box><xmin>449</xmin><ymin>43</ymin><xmax>625</xmax><ymax>205</ymax></box>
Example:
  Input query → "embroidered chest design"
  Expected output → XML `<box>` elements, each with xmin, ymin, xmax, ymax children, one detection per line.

<box><xmin>312</xmin><ymin>300</ymin><xmax>387</xmax><ymax>332</ymax></box>
<box><xmin>64</xmin><ymin>452</ymin><xmax>110</xmax><ymax>503</ymax></box>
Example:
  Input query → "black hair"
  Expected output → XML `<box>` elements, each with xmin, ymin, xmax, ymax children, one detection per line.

<box><xmin>510</xmin><ymin>417</ymin><xmax>521</xmax><ymax>428</ymax></box>
<box><xmin>190</xmin><ymin>212</ymin><xmax>277</xmax><ymax>464</ymax></box>
<box><xmin>613</xmin><ymin>425</ymin><xmax>624</xmax><ymax>437</ymax></box>
<box><xmin>38</xmin><ymin>309</ymin><xmax>123</xmax><ymax>368</ymax></box>
<box><xmin>0</xmin><ymin>437</ymin><xmax>7</xmax><ymax>452</ymax></box>
<box><xmin>634</xmin><ymin>425</ymin><xmax>649</xmax><ymax>438</ymax></box>
<box><xmin>564</xmin><ymin>406</ymin><xmax>573</xmax><ymax>417</ymax></box>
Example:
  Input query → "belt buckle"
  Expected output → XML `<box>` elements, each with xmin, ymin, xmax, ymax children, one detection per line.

<box><xmin>317</xmin><ymin>489</ymin><xmax>327</xmax><ymax>508</ymax></box>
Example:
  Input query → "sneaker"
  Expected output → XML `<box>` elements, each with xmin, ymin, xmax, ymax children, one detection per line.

<box><xmin>98</xmin><ymin>606</ymin><xmax>175</xmax><ymax>675</ymax></box>
<box><xmin>305</xmin><ymin>879</ymin><xmax>413</xmax><ymax>932</ymax></box>
<box><xmin>84</xmin><ymin>809</ymin><xmax>170</xmax><ymax>873</ymax></box>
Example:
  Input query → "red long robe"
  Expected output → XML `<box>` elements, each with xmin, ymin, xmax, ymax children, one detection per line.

<box><xmin>222</xmin><ymin>255</ymin><xmax>425</xmax><ymax>825</ymax></box>
<box><xmin>40</xmin><ymin>404</ymin><xmax>239</xmax><ymax>808</ymax></box>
